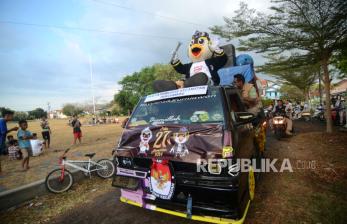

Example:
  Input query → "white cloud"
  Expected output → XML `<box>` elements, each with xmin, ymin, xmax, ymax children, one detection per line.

<box><xmin>0</xmin><ymin>0</ymin><xmax>272</xmax><ymax>110</ymax></box>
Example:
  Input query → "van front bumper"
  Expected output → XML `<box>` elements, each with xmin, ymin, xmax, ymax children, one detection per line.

<box><xmin>120</xmin><ymin>196</ymin><xmax>250</xmax><ymax>224</ymax></box>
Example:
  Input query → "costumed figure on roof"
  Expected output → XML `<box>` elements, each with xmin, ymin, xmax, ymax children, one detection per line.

<box><xmin>153</xmin><ymin>31</ymin><xmax>228</xmax><ymax>92</ymax></box>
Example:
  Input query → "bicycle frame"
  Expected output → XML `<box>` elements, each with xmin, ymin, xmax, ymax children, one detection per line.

<box><xmin>60</xmin><ymin>158</ymin><xmax>106</xmax><ymax>174</ymax></box>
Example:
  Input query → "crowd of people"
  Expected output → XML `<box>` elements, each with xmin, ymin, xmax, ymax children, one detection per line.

<box><xmin>264</xmin><ymin>93</ymin><xmax>347</xmax><ymax>135</ymax></box>
<box><xmin>0</xmin><ymin>111</ymin><xmax>96</xmax><ymax>173</ymax></box>
<box><xmin>0</xmin><ymin>110</ymin><xmax>52</xmax><ymax>172</ymax></box>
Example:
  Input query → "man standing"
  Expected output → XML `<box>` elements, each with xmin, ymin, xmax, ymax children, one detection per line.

<box><xmin>40</xmin><ymin>116</ymin><xmax>51</xmax><ymax>149</ymax></box>
<box><xmin>284</xmin><ymin>100</ymin><xmax>293</xmax><ymax>120</ymax></box>
<box><xmin>233</xmin><ymin>74</ymin><xmax>262</xmax><ymax>115</ymax></box>
<box><xmin>71</xmin><ymin>115</ymin><xmax>82</xmax><ymax>144</ymax></box>
<box><xmin>0</xmin><ymin>109</ymin><xmax>18</xmax><ymax>173</ymax></box>
<box><xmin>0</xmin><ymin>110</ymin><xmax>18</xmax><ymax>155</ymax></box>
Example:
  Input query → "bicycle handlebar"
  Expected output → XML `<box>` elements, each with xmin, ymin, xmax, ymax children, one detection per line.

<box><xmin>60</xmin><ymin>147</ymin><xmax>71</xmax><ymax>160</ymax></box>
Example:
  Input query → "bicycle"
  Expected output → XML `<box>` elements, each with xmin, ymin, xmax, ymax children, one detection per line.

<box><xmin>45</xmin><ymin>148</ymin><xmax>115</xmax><ymax>193</ymax></box>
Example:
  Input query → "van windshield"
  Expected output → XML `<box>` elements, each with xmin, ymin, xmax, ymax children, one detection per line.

<box><xmin>128</xmin><ymin>89</ymin><xmax>225</xmax><ymax>127</ymax></box>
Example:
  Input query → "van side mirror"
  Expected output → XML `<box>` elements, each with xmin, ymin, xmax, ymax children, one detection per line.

<box><xmin>234</xmin><ymin>112</ymin><xmax>255</xmax><ymax>124</ymax></box>
<box><xmin>121</xmin><ymin>117</ymin><xmax>129</xmax><ymax>128</ymax></box>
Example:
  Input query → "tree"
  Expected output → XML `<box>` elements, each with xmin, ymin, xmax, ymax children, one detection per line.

<box><xmin>258</xmin><ymin>55</ymin><xmax>319</xmax><ymax>100</ymax></box>
<box><xmin>109</xmin><ymin>103</ymin><xmax>121</xmax><ymax>116</ymax></box>
<box><xmin>28</xmin><ymin>108</ymin><xmax>47</xmax><ymax>119</ymax></box>
<box><xmin>332</xmin><ymin>44</ymin><xmax>347</xmax><ymax>78</ymax></box>
<box><xmin>62</xmin><ymin>104</ymin><xmax>83</xmax><ymax>116</ymax></box>
<box><xmin>279</xmin><ymin>84</ymin><xmax>305</xmax><ymax>101</ymax></box>
<box><xmin>13</xmin><ymin>112</ymin><xmax>29</xmax><ymax>121</ymax></box>
<box><xmin>114</xmin><ymin>64</ymin><xmax>181</xmax><ymax>114</ymax></box>
<box><xmin>114</xmin><ymin>90</ymin><xmax>140</xmax><ymax>115</ymax></box>
<box><xmin>211</xmin><ymin>0</ymin><xmax>347</xmax><ymax>133</ymax></box>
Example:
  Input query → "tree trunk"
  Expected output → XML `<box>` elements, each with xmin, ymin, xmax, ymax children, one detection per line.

<box><xmin>321</xmin><ymin>57</ymin><xmax>333</xmax><ymax>133</ymax></box>
<box><xmin>318</xmin><ymin>72</ymin><xmax>322</xmax><ymax>105</ymax></box>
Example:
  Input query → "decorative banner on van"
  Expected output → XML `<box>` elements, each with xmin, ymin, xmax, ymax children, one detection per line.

<box><xmin>149</xmin><ymin>159</ymin><xmax>175</xmax><ymax>200</ymax></box>
<box><xmin>117</xmin><ymin>124</ymin><xmax>224</xmax><ymax>163</ymax></box>
<box><xmin>144</xmin><ymin>85</ymin><xmax>208</xmax><ymax>103</ymax></box>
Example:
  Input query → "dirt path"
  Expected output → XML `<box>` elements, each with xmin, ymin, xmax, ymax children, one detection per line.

<box><xmin>247</xmin><ymin>120</ymin><xmax>347</xmax><ymax>224</ymax></box>
<box><xmin>2</xmin><ymin>121</ymin><xmax>346</xmax><ymax>224</ymax></box>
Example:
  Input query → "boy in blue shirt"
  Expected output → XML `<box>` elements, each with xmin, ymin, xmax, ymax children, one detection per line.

<box><xmin>17</xmin><ymin>120</ymin><xmax>33</xmax><ymax>171</ymax></box>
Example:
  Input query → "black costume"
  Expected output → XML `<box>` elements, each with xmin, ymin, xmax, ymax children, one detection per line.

<box><xmin>153</xmin><ymin>31</ymin><xmax>228</xmax><ymax>92</ymax></box>
<box><xmin>171</xmin><ymin>51</ymin><xmax>227</xmax><ymax>85</ymax></box>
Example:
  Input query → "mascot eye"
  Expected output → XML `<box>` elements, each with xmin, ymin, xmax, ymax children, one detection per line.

<box><xmin>198</xmin><ymin>38</ymin><xmax>204</xmax><ymax>44</ymax></box>
<box><xmin>190</xmin><ymin>40</ymin><xmax>194</xmax><ymax>45</ymax></box>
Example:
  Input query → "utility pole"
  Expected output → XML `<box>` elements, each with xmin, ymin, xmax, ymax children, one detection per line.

<box><xmin>89</xmin><ymin>54</ymin><xmax>96</xmax><ymax>117</ymax></box>
<box><xmin>47</xmin><ymin>102</ymin><xmax>51</xmax><ymax>119</ymax></box>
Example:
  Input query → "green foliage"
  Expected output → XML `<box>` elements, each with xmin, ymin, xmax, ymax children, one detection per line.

<box><xmin>332</xmin><ymin>45</ymin><xmax>347</xmax><ymax>78</ymax></box>
<box><xmin>258</xmin><ymin>55</ymin><xmax>319</xmax><ymax>98</ymax></box>
<box><xmin>28</xmin><ymin>108</ymin><xmax>47</xmax><ymax>119</ymax></box>
<box><xmin>211</xmin><ymin>0</ymin><xmax>347</xmax><ymax>132</ymax></box>
<box><xmin>261</xmin><ymin>98</ymin><xmax>273</xmax><ymax>107</ymax></box>
<box><xmin>211</xmin><ymin>1</ymin><xmax>346</xmax><ymax>60</ymax></box>
<box><xmin>109</xmin><ymin>103</ymin><xmax>122</xmax><ymax>116</ymax></box>
<box><xmin>114</xmin><ymin>64</ymin><xmax>181</xmax><ymax>114</ymax></box>
<box><xmin>13</xmin><ymin>112</ymin><xmax>29</xmax><ymax>121</ymax></box>
<box><xmin>1</xmin><ymin>107</ymin><xmax>31</xmax><ymax>121</ymax></box>
<box><xmin>62</xmin><ymin>104</ymin><xmax>84</xmax><ymax>116</ymax></box>
<box><xmin>279</xmin><ymin>84</ymin><xmax>305</xmax><ymax>101</ymax></box>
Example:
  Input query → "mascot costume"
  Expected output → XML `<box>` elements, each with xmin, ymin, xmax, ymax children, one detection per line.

<box><xmin>153</xmin><ymin>31</ymin><xmax>228</xmax><ymax>92</ymax></box>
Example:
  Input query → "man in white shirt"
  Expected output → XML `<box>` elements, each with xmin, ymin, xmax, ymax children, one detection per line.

<box><xmin>285</xmin><ymin>100</ymin><xmax>293</xmax><ymax>119</ymax></box>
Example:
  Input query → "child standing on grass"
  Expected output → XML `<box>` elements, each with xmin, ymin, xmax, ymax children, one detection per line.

<box><xmin>71</xmin><ymin>115</ymin><xmax>82</xmax><ymax>144</ymax></box>
<box><xmin>17</xmin><ymin>120</ymin><xmax>33</xmax><ymax>171</ymax></box>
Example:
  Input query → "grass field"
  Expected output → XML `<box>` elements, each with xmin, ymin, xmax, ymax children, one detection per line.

<box><xmin>0</xmin><ymin>118</ymin><xmax>125</xmax><ymax>191</ymax></box>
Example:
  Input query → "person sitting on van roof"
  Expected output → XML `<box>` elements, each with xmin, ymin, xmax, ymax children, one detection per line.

<box><xmin>233</xmin><ymin>74</ymin><xmax>262</xmax><ymax>116</ymax></box>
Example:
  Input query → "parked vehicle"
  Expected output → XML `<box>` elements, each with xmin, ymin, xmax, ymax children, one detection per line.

<box><xmin>313</xmin><ymin>105</ymin><xmax>325</xmax><ymax>121</ymax></box>
<box><xmin>293</xmin><ymin>105</ymin><xmax>302</xmax><ymax>120</ymax></box>
<box><xmin>45</xmin><ymin>148</ymin><xmax>115</xmax><ymax>193</ymax></box>
<box><xmin>301</xmin><ymin>111</ymin><xmax>311</xmax><ymax>121</ymax></box>
<box><xmin>112</xmin><ymin>85</ymin><xmax>266</xmax><ymax>223</ymax></box>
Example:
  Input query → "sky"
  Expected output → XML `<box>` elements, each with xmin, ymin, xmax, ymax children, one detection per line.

<box><xmin>0</xmin><ymin>0</ymin><xmax>272</xmax><ymax>111</ymax></box>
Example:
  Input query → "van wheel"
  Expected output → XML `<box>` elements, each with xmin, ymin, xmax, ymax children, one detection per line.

<box><xmin>248</xmin><ymin>166</ymin><xmax>255</xmax><ymax>201</ymax></box>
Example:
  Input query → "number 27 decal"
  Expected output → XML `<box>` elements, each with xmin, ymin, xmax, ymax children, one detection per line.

<box><xmin>153</xmin><ymin>128</ymin><xmax>172</xmax><ymax>149</ymax></box>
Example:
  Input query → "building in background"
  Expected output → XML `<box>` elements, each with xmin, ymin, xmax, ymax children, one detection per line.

<box><xmin>260</xmin><ymin>79</ymin><xmax>282</xmax><ymax>100</ymax></box>
<box><xmin>331</xmin><ymin>79</ymin><xmax>347</xmax><ymax>95</ymax></box>
<box><xmin>48</xmin><ymin>110</ymin><xmax>68</xmax><ymax>119</ymax></box>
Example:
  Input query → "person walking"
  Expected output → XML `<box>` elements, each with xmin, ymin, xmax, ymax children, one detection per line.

<box><xmin>40</xmin><ymin>116</ymin><xmax>51</xmax><ymax>149</ymax></box>
<box><xmin>71</xmin><ymin>115</ymin><xmax>82</xmax><ymax>144</ymax></box>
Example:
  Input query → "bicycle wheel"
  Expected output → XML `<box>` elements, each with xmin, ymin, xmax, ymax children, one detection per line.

<box><xmin>45</xmin><ymin>168</ymin><xmax>74</xmax><ymax>193</ymax></box>
<box><xmin>96</xmin><ymin>159</ymin><xmax>115</xmax><ymax>178</ymax></box>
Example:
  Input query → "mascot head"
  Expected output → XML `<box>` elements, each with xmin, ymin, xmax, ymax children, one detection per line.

<box><xmin>188</xmin><ymin>31</ymin><xmax>214</xmax><ymax>63</ymax></box>
<box><xmin>174</xmin><ymin>127</ymin><xmax>189</xmax><ymax>144</ymax></box>
<box><xmin>141</xmin><ymin>127</ymin><xmax>152</xmax><ymax>143</ymax></box>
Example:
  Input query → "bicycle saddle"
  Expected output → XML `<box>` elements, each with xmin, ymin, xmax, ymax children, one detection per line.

<box><xmin>84</xmin><ymin>153</ymin><xmax>96</xmax><ymax>158</ymax></box>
